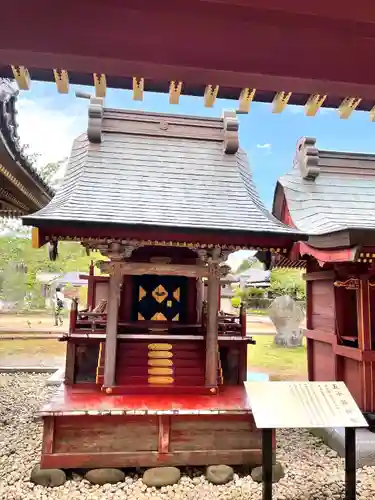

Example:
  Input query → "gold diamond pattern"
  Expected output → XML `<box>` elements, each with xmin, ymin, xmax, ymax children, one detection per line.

<box><xmin>139</xmin><ymin>286</ymin><xmax>147</xmax><ymax>301</ymax></box>
<box><xmin>152</xmin><ymin>284</ymin><xmax>168</xmax><ymax>304</ymax></box>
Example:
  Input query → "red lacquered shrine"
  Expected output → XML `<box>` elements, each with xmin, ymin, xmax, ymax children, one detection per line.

<box><xmin>272</xmin><ymin>137</ymin><xmax>375</xmax><ymax>415</ymax></box>
<box><xmin>23</xmin><ymin>99</ymin><xmax>301</xmax><ymax>470</ymax></box>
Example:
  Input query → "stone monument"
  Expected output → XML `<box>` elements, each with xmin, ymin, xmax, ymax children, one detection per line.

<box><xmin>268</xmin><ymin>295</ymin><xmax>305</xmax><ymax>347</ymax></box>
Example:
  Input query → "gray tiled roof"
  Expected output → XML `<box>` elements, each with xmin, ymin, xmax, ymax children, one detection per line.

<box><xmin>276</xmin><ymin>137</ymin><xmax>375</xmax><ymax>235</ymax></box>
<box><xmin>24</xmin><ymin>106</ymin><xmax>297</xmax><ymax>236</ymax></box>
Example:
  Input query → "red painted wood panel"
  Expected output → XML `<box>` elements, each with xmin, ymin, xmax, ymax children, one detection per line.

<box><xmin>311</xmin><ymin>280</ymin><xmax>335</xmax><ymax>331</ymax></box>
<box><xmin>342</xmin><ymin>358</ymin><xmax>363</xmax><ymax>408</ymax></box>
<box><xmin>169</xmin><ymin>415</ymin><xmax>261</xmax><ymax>451</ymax></box>
<box><xmin>311</xmin><ymin>341</ymin><xmax>335</xmax><ymax>381</ymax></box>
<box><xmin>54</xmin><ymin>415</ymin><xmax>158</xmax><ymax>453</ymax></box>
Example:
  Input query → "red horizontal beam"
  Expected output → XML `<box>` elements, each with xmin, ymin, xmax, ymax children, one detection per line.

<box><xmin>2</xmin><ymin>0</ymin><xmax>375</xmax><ymax>105</ymax></box>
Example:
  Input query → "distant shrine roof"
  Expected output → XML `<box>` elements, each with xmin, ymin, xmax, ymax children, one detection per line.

<box><xmin>24</xmin><ymin>98</ymin><xmax>300</xmax><ymax>241</ymax></box>
<box><xmin>0</xmin><ymin>79</ymin><xmax>54</xmax><ymax>215</ymax></box>
<box><xmin>275</xmin><ymin>137</ymin><xmax>375</xmax><ymax>237</ymax></box>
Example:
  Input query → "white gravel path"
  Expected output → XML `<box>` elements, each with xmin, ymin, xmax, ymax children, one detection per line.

<box><xmin>1</xmin><ymin>373</ymin><xmax>375</xmax><ymax>499</ymax></box>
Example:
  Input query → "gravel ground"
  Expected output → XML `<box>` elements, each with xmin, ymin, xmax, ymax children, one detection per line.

<box><xmin>1</xmin><ymin>374</ymin><xmax>375</xmax><ymax>500</ymax></box>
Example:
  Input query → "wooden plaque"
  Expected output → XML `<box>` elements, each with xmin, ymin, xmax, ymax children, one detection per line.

<box><xmin>244</xmin><ymin>381</ymin><xmax>368</xmax><ymax>429</ymax></box>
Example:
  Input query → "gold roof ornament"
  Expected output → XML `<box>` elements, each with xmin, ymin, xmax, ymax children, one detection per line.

<box><xmin>11</xmin><ymin>66</ymin><xmax>30</xmax><ymax>90</ymax></box>
<box><xmin>133</xmin><ymin>77</ymin><xmax>144</xmax><ymax>101</ymax></box>
<box><xmin>338</xmin><ymin>96</ymin><xmax>362</xmax><ymax>119</ymax></box>
<box><xmin>204</xmin><ymin>84</ymin><xmax>219</xmax><ymax>107</ymax></box>
<box><xmin>305</xmin><ymin>94</ymin><xmax>327</xmax><ymax>116</ymax></box>
<box><xmin>238</xmin><ymin>88</ymin><xmax>256</xmax><ymax>113</ymax></box>
<box><xmin>169</xmin><ymin>81</ymin><xmax>182</xmax><ymax>105</ymax></box>
<box><xmin>93</xmin><ymin>73</ymin><xmax>107</xmax><ymax>98</ymax></box>
<box><xmin>272</xmin><ymin>91</ymin><xmax>292</xmax><ymax>113</ymax></box>
<box><xmin>53</xmin><ymin>69</ymin><xmax>69</xmax><ymax>94</ymax></box>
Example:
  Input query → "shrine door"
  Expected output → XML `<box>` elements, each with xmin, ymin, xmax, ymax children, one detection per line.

<box><xmin>133</xmin><ymin>275</ymin><xmax>188</xmax><ymax>323</ymax></box>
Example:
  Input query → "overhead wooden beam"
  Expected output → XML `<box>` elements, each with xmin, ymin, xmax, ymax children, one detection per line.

<box><xmin>99</xmin><ymin>261</ymin><xmax>209</xmax><ymax>278</ymax></box>
<box><xmin>11</xmin><ymin>65</ymin><xmax>30</xmax><ymax>90</ymax></box>
<box><xmin>238</xmin><ymin>88</ymin><xmax>256</xmax><ymax>113</ymax></box>
<box><xmin>93</xmin><ymin>73</ymin><xmax>107</xmax><ymax>98</ymax></box>
<box><xmin>169</xmin><ymin>80</ymin><xmax>183</xmax><ymax>104</ymax></box>
<box><xmin>272</xmin><ymin>91</ymin><xmax>292</xmax><ymax>113</ymax></box>
<box><xmin>305</xmin><ymin>93</ymin><xmax>327</xmax><ymax>116</ymax></box>
<box><xmin>338</xmin><ymin>96</ymin><xmax>361</xmax><ymax>119</ymax></box>
<box><xmin>133</xmin><ymin>77</ymin><xmax>144</xmax><ymax>101</ymax></box>
<box><xmin>204</xmin><ymin>85</ymin><xmax>219</xmax><ymax>107</ymax></box>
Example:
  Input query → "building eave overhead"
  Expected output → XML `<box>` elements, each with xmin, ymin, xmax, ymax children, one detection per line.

<box><xmin>0</xmin><ymin>78</ymin><xmax>54</xmax><ymax>216</ymax></box>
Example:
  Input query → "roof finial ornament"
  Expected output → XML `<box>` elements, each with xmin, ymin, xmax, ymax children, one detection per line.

<box><xmin>294</xmin><ymin>137</ymin><xmax>320</xmax><ymax>180</ymax></box>
<box><xmin>222</xmin><ymin>110</ymin><xmax>239</xmax><ymax>154</ymax></box>
<box><xmin>76</xmin><ymin>91</ymin><xmax>104</xmax><ymax>143</ymax></box>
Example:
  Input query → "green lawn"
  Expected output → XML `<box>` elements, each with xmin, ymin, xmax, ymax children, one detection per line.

<box><xmin>0</xmin><ymin>335</ymin><xmax>308</xmax><ymax>380</ymax></box>
<box><xmin>248</xmin><ymin>335</ymin><xmax>307</xmax><ymax>380</ymax></box>
<box><xmin>246</xmin><ymin>309</ymin><xmax>269</xmax><ymax>316</ymax></box>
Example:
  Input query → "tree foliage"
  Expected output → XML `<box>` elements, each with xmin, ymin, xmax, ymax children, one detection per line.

<box><xmin>0</xmin><ymin>236</ymin><xmax>99</xmax><ymax>310</ymax></box>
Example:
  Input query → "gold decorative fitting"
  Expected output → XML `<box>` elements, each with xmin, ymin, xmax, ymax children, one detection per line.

<box><xmin>148</xmin><ymin>358</ymin><xmax>173</xmax><ymax>367</ymax></box>
<box><xmin>338</xmin><ymin>97</ymin><xmax>362</xmax><ymax>119</ymax></box>
<box><xmin>11</xmin><ymin>65</ymin><xmax>30</xmax><ymax>90</ymax></box>
<box><xmin>169</xmin><ymin>81</ymin><xmax>183</xmax><ymax>105</ymax></box>
<box><xmin>148</xmin><ymin>376</ymin><xmax>174</xmax><ymax>385</ymax></box>
<box><xmin>148</xmin><ymin>343</ymin><xmax>172</xmax><ymax>351</ymax></box>
<box><xmin>333</xmin><ymin>278</ymin><xmax>359</xmax><ymax>290</ymax></box>
<box><xmin>238</xmin><ymin>88</ymin><xmax>256</xmax><ymax>113</ymax></box>
<box><xmin>148</xmin><ymin>367</ymin><xmax>173</xmax><ymax>375</ymax></box>
<box><xmin>305</xmin><ymin>94</ymin><xmax>327</xmax><ymax>116</ymax></box>
<box><xmin>93</xmin><ymin>73</ymin><xmax>107</xmax><ymax>98</ymax></box>
<box><xmin>148</xmin><ymin>350</ymin><xmax>173</xmax><ymax>359</ymax></box>
<box><xmin>272</xmin><ymin>91</ymin><xmax>292</xmax><ymax>114</ymax></box>
<box><xmin>370</xmin><ymin>106</ymin><xmax>375</xmax><ymax>122</ymax></box>
<box><xmin>53</xmin><ymin>69</ymin><xmax>69</xmax><ymax>94</ymax></box>
<box><xmin>105</xmin><ymin>387</ymin><xmax>113</xmax><ymax>394</ymax></box>
<box><xmin>133</xmin><ymin>77</ymin><xmax>144</xmax><ymax>101</ymax></box>
<box><xmin>204</xmin><ymin>85</ymin><xmax>219</xmax><ymax>107</ymax></box>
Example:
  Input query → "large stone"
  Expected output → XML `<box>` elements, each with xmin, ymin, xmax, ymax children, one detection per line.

<box><xmin>251</xmin><ymin>462</ymin><xmax>285</xmax><ymax>483</ymax></box>
<box><xmin>85</xmin><ymin>468</ymin><xmax>125</xmax><ymax>485</ymax></box>
<box><xmin>268</xmin><ymin>295</ymin><xmax>305</xmax><ymax>347</ymax></box>
<box><xmin>142</xmin><ymin>467</ymin><xmax>181</xmax><ymax>487</ymax></box>
<box><xmin>206</xmin><ymin>465</ymin><xmax>234</xmax><ymax>484</ymax></box>
<box><xmin>30</xmin><ymin>465</ymin><xmax>66</xmax><ymax>487</ymax></box>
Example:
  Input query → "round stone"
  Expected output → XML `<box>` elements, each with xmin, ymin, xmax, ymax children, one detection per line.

<box><xmin>142</xmin><ymin>467</ymin><xmax>181</xmax><ymax>487</ymax></box>
<box><xmin>251</xmin><ymin>462</ymin><xmax>285</xmax><ymax>483</ymax></box>
<box><xmin>85</xmin><ymin>468</ymin><xmax>125</xmax><ymax>485</ymax></box>
<box><xmin>30</xmin><ymin>465</ymin><xmax>66</xmax><ymax>487</ymax></box>
<box><xmin>205</xmin><ymin>465</ymin><xmax>234</xmax><ymax>484</ymax></box>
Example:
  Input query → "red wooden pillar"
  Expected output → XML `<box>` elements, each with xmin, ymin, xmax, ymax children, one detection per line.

<box><xmin>357</xmin><ymin>275</ymin><xmax>373</xmax><ymax>412</ymax></box>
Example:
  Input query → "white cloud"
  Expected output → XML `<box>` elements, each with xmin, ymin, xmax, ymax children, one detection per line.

<box><xmin>256</xmin><ymin>143</ymin><xmax>271</xmax><ymax>149</ymax></box>
<box><xmin>16</xmin><ymin>97</ymin><xmax>86</xmax><ymax>168</ymax></box>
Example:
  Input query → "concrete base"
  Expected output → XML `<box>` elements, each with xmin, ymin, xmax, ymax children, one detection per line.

<box><xmin>311</xmin><ymin>427</ymin><xmax>375</xmax><ymax>468</ymax></box>
<box><xmin>0</xmin><ymin>366</ymin><xmax>58</xmax><ymax>374</ymax></box>
<box><xmin>46</xmin><ymin>368</ymin><xmax>65</xmax><ymax>386</ymax></box>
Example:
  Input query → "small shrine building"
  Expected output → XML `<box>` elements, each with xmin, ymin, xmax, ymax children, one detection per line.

<box><xmin>272</xmin><ymin>137</ymin><xmax>375</xmax><ymax>415</ymax></box>
<box><xmin>23</xmin><ymin>98</ymin><xmax>302</xmax><ymax>470</ymax></box>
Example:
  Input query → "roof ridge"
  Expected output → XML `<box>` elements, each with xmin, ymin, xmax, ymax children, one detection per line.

<box><xmin>85</xmin><ymin>96</ymin><xmax>240</xmax><ymax>153</ymax></box>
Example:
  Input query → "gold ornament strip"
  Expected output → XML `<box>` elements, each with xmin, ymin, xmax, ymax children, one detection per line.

<box><xmin>148</xmin><ymin>359</ymin><xmax>173</xmax><ymax>367</ymax></box>
<box><xmin>148</xmin><ymin>351</ymin><xmax>173</xmax><ymax>359</ymax></box>
<box><xmin>148</xmin><ymin>367</ymin><xmax>174</xmax><ymax>376</ymax></box>
<box><xmin>148</xmin><ymin>376</ymin><xmax>174</xmax><ymax>384</ymax></box>
<box><xmin>148</xmin><ymin>343</ymin><xmax>172</xmax><ymax>351</ymax></box>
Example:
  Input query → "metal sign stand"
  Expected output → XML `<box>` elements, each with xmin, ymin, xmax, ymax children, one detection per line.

<box><xmin>261</xmin><ymin>426</ymin><xmax>357</xmax><ymax>500</ymax></box>
<box><xmin>244</xmin><ymin>381</ymin><xmax>368</xmax><ymax>500</ymax></box>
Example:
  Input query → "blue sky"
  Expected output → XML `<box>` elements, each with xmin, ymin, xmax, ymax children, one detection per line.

<box><xmin>17</xmin><ymin>81</ymin><xmax>375</xmax><ymax>211</ymax></box>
